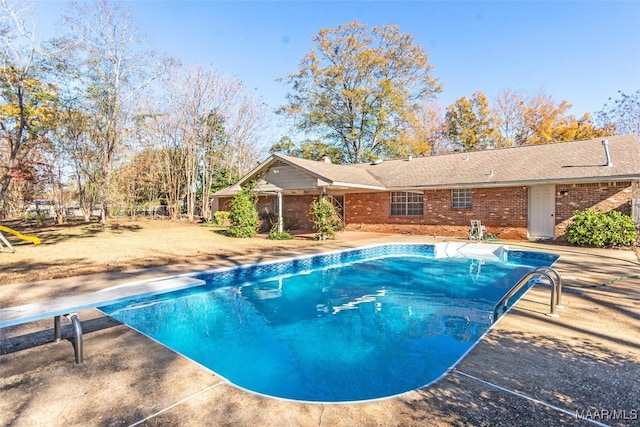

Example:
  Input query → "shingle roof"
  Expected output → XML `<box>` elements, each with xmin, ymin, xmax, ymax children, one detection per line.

<box><xmin>351</xmin><ymin>134</ymin><xmax>640</xmax><ymax>189</ymax></box>
<box><xmin>214</xmin><ymin>134</ymin><xmax>640</xmax><ymax>196</ymax></box>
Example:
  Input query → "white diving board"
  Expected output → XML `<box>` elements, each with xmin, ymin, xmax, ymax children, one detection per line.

<box><xmin>0</xmin><ymin>276</ymin><xmax>206</xmax><ymax>364</ymax></box>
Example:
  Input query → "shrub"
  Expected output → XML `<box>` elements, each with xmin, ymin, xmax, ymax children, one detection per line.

<box><xmin>213</xmin><ymin>210</ymin><xmax>230</xmax><ymax>226</ymax></box>
<box><xmin>227</xmin><ymin>187</ymin><xmax>259</xmax><ymax>238</ymax></box>
<box><xmin>311</xmin><ymin>197</ymin><xmax>343</xmax><ymax>240</ymax></box>
<box><xmin>565</xmin><ymin>208</ymin><xmax>637</xmax><ymax>247</ymax></box>
<box><xmin>268</xmin><ymin>224</ymin><xmax>292</xmax><ymax>240</ymax></box>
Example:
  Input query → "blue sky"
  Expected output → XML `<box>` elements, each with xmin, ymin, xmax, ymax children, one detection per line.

<box><xmin>31</xmin><ymin>1</ymin><xmax>640</xmax><ymax>140</ymax></box>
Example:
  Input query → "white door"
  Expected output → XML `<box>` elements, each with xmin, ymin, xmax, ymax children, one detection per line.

<box><xmin>529</xmin><ymin>185</ymin><xmax>555</xmax><ymax>238</ymax></box>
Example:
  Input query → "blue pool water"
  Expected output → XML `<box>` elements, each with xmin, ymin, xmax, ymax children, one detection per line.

<box><xmin>100</xmin><ymin>244</ymin><xmax>557</xmax><ymax>402</ymax></box>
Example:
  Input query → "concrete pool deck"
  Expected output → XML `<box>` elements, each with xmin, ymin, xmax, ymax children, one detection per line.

<box><xmin>1</xmin><ymin>235</ymin><xmax>639</xmax><ymax>426</ymax></box>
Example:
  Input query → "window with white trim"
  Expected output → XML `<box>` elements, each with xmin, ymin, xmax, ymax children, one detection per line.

<box><xmin>390</xmin><ymin>191</ymin><xmax>423</xmax><ymax>216</ymax></box>
<box><xmin>452</xmin><ymin>188</ymin><xmax>472</xmax><ymax>208</ymax></box>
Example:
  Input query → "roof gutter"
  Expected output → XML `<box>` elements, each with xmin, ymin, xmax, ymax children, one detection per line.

<box><xmin>330</xmin><ymin>181</ymin><xmax>386</xmax><ymax>191</ymax></box>
<box><xmin>389</xmin><ymin>175</ymin><xmax>639</xmax><ymax>191</ymax></box>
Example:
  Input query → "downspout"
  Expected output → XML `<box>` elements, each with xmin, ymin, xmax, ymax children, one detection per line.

<box><xmin>277</xmin><ymin>191</ymin><xmax>283</xmax><ymax>233</ymax></box>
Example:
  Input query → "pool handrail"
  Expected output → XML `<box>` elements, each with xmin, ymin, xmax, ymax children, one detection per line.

<box><xmin>493</xmin><ymin>266</ymin><xmax>562</xmax><ymax>322</ymax></box>
<box><xmin>534</xmin><ymin>266</ymin><xmax>563</xmax><ymax>307</ymax></box>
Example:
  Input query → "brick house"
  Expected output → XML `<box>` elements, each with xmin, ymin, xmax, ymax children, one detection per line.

<box><xmin>212</xmin><ymin>134</ymin><xmax>640</xmax><ymax>240</ymax></box>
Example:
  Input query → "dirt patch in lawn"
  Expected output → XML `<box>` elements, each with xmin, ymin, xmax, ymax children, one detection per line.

<box><xmin>0</xmin><ymin>218</ymin><xmax>325</xmax><ymax>285</ymax></box>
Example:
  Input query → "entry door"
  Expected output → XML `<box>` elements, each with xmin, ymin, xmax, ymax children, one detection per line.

<box><xmin>529</xmin><ymin>185</ymin><xmax>555</xmax><ymax>238</ymax></box>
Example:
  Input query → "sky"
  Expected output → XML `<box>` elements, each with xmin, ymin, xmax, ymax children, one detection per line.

<box><xmin>29</xmin><ymin>0</ymin><xmax>640</xmax><ymax>144</ymax></box>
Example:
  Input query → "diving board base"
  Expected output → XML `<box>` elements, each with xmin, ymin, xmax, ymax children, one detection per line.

<box><xmin>0</xmin><ymin>276</ymin><xmax>205</xmax><ymax>365</ymax></box>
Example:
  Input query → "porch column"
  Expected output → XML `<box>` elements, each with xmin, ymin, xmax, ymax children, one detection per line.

<box><xmin>277</xmin><ymin>191</ymin><xmax>283</xmax><ymax>233</ymax></box>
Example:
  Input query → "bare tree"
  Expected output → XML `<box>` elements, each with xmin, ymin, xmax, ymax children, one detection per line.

<box><xmin>56</xmin><ymin>0</ymin><xmax>166</xmax><ymax>224</ymax></box>
<box><xmin>59</xmin><ymin>107</ymin><xmax>100</xmax><ymax>221</ymax></box>
<box><xmin>596</xmin><ymin>90</ymin><xmax>640</xmax><ymax>136</ymax></box>
<box><xmin>148</xmin><ymin>65</ymin><xmax>266</xmax><ymax>221</ymax></box>
<box><xmin>493</xmin><ymin>89</ymin><xmax>524</xmax><ymax>147</ymax></box>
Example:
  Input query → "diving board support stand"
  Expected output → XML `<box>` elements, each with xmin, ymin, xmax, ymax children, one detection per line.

<box><xmin>53</xmin><ymin>314</ymin><xmax>83</xmax><ymax>364</ymax></box>
<box><xmin>0</xmin><ymin>276</ymin><xmax>205</xmax><ymax>365</ymax></box>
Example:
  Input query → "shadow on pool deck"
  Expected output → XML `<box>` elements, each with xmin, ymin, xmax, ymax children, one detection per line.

<box><xmin>1</xmin><ymin>235</ymin><xmax>639</xmax><ymax>427</ymax></box>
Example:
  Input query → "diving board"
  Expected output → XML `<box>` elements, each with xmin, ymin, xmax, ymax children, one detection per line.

<box><xmin>0</xmin><ymin>276</ymin><xmax>206</xmax><ymax>364</ymax></box>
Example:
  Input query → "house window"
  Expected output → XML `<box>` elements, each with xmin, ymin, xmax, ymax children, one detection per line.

<box><xmin>452</xmin><ymin>189</ymin><xmax>472</xmax><ymax>208</ymax></box>
<box><xmin>390</xmin><ymin>191</ymin><xmax>423</xmax><ymax>216</ymax></box>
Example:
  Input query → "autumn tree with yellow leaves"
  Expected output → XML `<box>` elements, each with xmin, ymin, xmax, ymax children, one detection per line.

<box><xmin>279</xmin><ymin>20</ymin><xmax>442</xmax><ymax>163</ymax></box>
<box><xmin>492</xmin><ymin>90</ymin><xmax>613</xmax><ymax>146</ymax></box>
<box><xmin>444</xmin><ymin>90</ymin><xmax>614</xmax><ymax>151</ymax></box>
<box><xmin>393</xmin><ymin>102</ymin><xmax>451</xmax><ymax>157</ymax></box>
<box><xmin>445</xmin><ymin>91</ymin><xmax>501</xmax><ymax>152</ymax></box>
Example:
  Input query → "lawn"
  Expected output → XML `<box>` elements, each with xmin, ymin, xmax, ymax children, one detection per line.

<box><xmin>0</xmin><ymin>219</ymin><xmax>321</xmax><ymax>285</ymax></box>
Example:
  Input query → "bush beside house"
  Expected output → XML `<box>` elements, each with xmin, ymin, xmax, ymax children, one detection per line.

<box><xmin>227</xmin><ymin>188</ymin><xmax>259</xmax><ymax>238</ymax></box>
<box><xmin>565</xmin><ymin>209</ymin><xmax>637</xmax><ymax>247</ymax></box>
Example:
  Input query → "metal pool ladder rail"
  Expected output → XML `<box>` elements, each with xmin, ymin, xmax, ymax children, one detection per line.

<box><xmin>493</xmin><ymin>266</ymin><xmax>563</xmax><ymax>322</ymax></box>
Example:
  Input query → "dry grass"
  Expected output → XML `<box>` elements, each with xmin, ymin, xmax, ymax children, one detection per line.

<box><xmin>3</xmin><ymin>218</ymin><xmax>637</xmax><ymax>286</ymax></box>
<box><xmin>0</xmin><ymin>218</ymin><xmax>321</xmax><ymax>285</ymax></box>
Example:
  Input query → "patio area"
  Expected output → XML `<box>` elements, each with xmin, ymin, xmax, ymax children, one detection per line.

<box><xmin>1</xmin><ymin>235</ymin><xmax>639</xmax><ymax>427</ymax></box>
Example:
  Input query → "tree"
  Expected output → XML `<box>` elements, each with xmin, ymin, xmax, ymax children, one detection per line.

<box><xmin>395</xmin><ymin>102</ymin><xmax>450</xmax><ymax>156</ymax></box>
<box><xmin>143</xmin><ymin>65</ymin><xmax>266</xmax><ymax>221</ymax></box>
<box><xmin>269</xmin><ymin>136</ymin><xmax>297</xmax><ymax>156</ymax></box>
<box><xmin>134</xmin><ymin>112</ymin><xmax>187</xmax><ymax>220</ymax></box>
<box><xmin>493</xmin><ymin>89</ymin><xmax>613</xmax><ymax>147</ymax></box>
<box><xmin>112</xmin><ymin>148</ymin><xmax>160</xmax><ymax>217</ymax></box>
<box><xmin>55</xmin><ymin>0</ymin><xmax>166</xmax><ymax>224</ymax></box>
<box><xmin>596</xmin><ymin>90</ymin><xmax>640</xmax><ymax>136</ymax></box>
<box><xmin>520</xmin><ymin>95</ymin><xmax>576</xmax><ymax>145</ymax></box>
<box><xmin>0</xmin><ymin>0</ymin><xmax>59</xmax><ymax>216</ymax></box>
<box><xmin>269</xmin><ymin>136</ymin><xmax>346</xmax><ymax>164</ymax></box>
<box><xmin>55</xmin><ymin>106</ymin><xmax>100</xmax><ymax>222</ymax></box>
<box><xmin>493</xmin><ymin>89</ymin><xmax>526</xmax><ymax>147</ymax></box>
<box><xmin>445</xmin><ymin>91</ymin><xmax>500</xmax><ymax>151</ymax></box>
<box><xmin>279</xmin><ymin>20</ymin><xmax>441</xmax><ymax>163</ymax></box>
<box><xmin>550</xmin><ymin>112</ymin><xmax>613</xmax><ymax>142</ymax></box>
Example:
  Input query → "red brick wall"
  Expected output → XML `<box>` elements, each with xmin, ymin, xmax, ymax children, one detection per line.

<box><xmin>217</xmin><ymin>181</ymin><xmax>635</xmax><ymax>239</ymax></box>
<box><xmin>555</xmin><ymin>182</ymin><xmax>633</xmax><ymax>235</ymax></box>
<box><xmin>281</xmin><ymin>195</ymin><xmax>317</xmax><ymax>230</ymax></box>
<box><xmin>218</xmin><ymin>195</ymin><xmax>318</xmax><ymax>231</ymax></box>
<box><xmin>344</xmin><ymin>187</ymin><xmax>529</xmax><ymax>238</ymax></box>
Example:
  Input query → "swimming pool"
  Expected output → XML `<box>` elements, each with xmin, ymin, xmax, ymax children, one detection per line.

<box><xmin>100</xmin><ymin>243</ymin><xmax>557</xmax><ymax>402</ymax></box>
